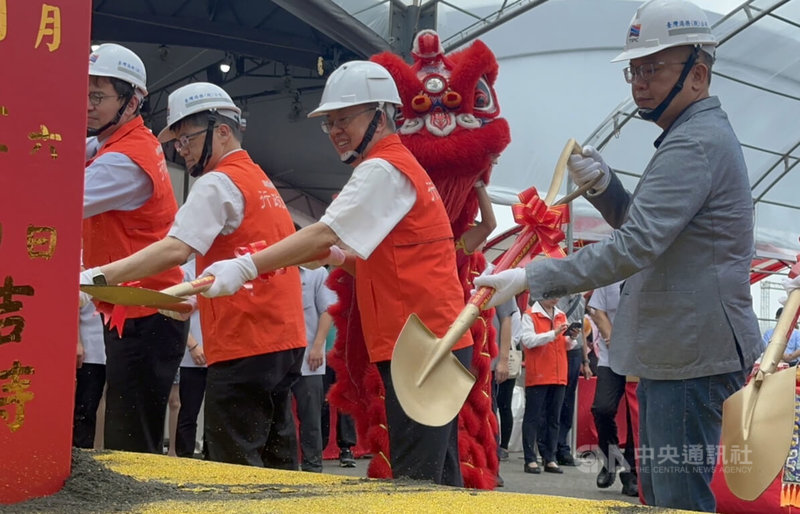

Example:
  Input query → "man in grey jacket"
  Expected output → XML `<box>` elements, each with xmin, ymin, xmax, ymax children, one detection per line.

<box><xmin>474</xmin><ymin>1</ymin><xmax>761</xmax><ymax>511</ymax></box>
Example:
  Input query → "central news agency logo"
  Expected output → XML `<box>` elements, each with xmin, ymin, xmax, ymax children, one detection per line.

<box><xmin>628</xmin><ymin>23</ymin><xmax>641</xmax><ymax>42</ymax></box>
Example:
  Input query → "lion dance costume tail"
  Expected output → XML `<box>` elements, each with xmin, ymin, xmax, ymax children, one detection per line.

<box><xmin>327</xmin><ymin>30</ymin><xmax>511</xmax><ymax>489</ymax></box>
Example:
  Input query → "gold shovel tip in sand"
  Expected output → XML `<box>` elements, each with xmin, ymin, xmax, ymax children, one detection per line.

<box><xmin>721</xmin><ymin>287</ymin><xmax>800</xmax><ymax>500</ymax></box>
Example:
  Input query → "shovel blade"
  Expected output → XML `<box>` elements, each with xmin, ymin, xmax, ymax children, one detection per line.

<box><xmin>80</xmin><ymin>284</ymin><xmax>185</xmax><ymax>306</ymax></box>
<box><xmin>721</xmin><ymin>366</ymin><xmax>796</xmax><ymax>500</ymax></box>
<box><xmin>391</xmin><ymin>314</ymin><xmax>475</xmax><ymax>427</ymax></box>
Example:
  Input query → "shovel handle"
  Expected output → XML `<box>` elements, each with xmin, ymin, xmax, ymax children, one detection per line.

<box><xmin>759</xmin><ymin>288</ymin><xmax>800</xmax><ymax>376</ymax></box>
<box><xmin>417</xmin><ymin>139</ymin><xmax>584</xmax><ymax>386</ymax></box>
<box><xmin>468</xmin><ymin>141</ymin><xmax>587</xmax><ymax>312</ymax></box>
<box><xmin>160</xmin><ymin>275</ymin><xmax>215</xmax><ymax>297</ymax></box>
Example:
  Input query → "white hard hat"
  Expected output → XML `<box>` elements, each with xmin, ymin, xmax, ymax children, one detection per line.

<box><xmin>157</xmin><ymin>82</ymin><xmax>242</xmax><ymax>142</ymax></box>
<box><xmin>611</xmin><ymin>0</ymin><xmax>717</xmax><ymax>63</ymax></box>
<box><xmin>307</xmin><ymin>60</ymin><xmax>402</xmax><ymax>118</ymax></box>
<box><xmin>89</xmin><ymin>43</ymin><xmax>148</xmax><ymax>96</ymax></box>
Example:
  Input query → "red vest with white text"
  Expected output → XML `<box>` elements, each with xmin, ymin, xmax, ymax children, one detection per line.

<box><xmin>355</xmin><ymin>134</ymin><xmax>473</xmax><ymax>363</ymax></box>
<box><xmin>82</xmin><ymin>116</ymin><xmax>182</xmax><ymax>318</ymax></box>
<box><xmin>195</xmin><ymin>151</ymin><xmax>305</xmax><ymax>366</ymax></box>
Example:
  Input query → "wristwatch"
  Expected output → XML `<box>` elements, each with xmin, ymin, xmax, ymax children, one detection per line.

<box><xmin>90</xmin><ymin>269</ymin><xmax>107</xmax><ymax>286</ymax></box>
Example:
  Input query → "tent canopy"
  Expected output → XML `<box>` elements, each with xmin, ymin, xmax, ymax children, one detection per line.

<box><xmin>91</xmin><ymin>0</ymin><xmax>800</xmax><ymax>262</ymax></box>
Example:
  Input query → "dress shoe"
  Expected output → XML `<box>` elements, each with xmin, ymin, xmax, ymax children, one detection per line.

<box><xmin>544</xmin><ymin>462</ymin><xmax>564</xmax><ymax>474</ymax></box>
<box><xmin>556</xmin><ymin>453</ymin><xmax>576</xmax><ymax>466</ymax></box>
<box><xmin>524</xmin><ymin>463</ymin><xmax>541</xmax><ymax>474</ymax></box>
<box><xmin>498</xmin><ymin>447</ymin><xmax>509</xmax><ymax>461</ymax></box>
<box><xmin>339</xmin><ymin>448</ymin><xmax>356</xmax><ymax>468</ymax></box>
<box><xmin>620</xmin><ymin>471</ymin><xmax>638</xmax><ymax>497</ymax></box>
<box><xmin>596</xmin><ymin>466</ymin><xmax>615</xmax><ymax>488</ymax></box>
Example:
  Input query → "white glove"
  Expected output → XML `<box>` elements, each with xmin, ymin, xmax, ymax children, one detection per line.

<box><xmin>78</xmin><ymin>267</ymin><xmax>101</xmax><ymax>307</ymax></box>
<box><xmin>200</xmin><ymin>254</ymin><xmax>258</xmax><ymax>298</ymax></box>
<box><xmin>784</xmin><ymin>276</ymin><xmax>800</xmax><ymax>295</ymax></box>
<box><xmin>567</xmin><ymin>145</ymin><xmax>610</xmax><ymax>196</ymax></box>
<box><xmin>779</xmin><ymin>276</ymin><xmax>800</xmax><ymax>305</ymax></box>
<box><xmin>472</xmin><ymin>268</ymin><xmax>528</xmax><ymax>310</ymax></box>
<box><xmin>469</xmin><ymin>263</ymin><xmax>496</xmax><ymax>297</ymax></box>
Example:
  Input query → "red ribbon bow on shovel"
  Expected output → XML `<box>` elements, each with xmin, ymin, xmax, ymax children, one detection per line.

<box><xmin>234</xmin><ymin>240</ymin><xmax>285</xmax><ymax>292</ymax></box>
<box><xmin>511</xmin><ymin>186</ymin><xmax>569</xmax><ymax>259</ymax></box>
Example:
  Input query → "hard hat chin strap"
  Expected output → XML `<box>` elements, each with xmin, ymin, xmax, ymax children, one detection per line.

<box><xmin>638</xmin><ymin>46</ymin><xmax>699</xmax><ymax>123</ymax></box>
<box><xmin>86</xmin><ymin>90</ymin><xmax>134</xmax><ymax>137</ymax></box>
<box><xmin>189</xmin><ymin>116</ymin><xmax>217</xmax><ymax>178</ymax></box>
<box><xmin>340</xmin><ymin>107</ymin><xmax>384</xmax><ymax>165</ymax></box>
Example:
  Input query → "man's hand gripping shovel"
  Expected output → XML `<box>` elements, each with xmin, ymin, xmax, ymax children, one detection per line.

<box><xmin>721</xmin><ymin>256</ymin><xmax>800</xmax><ymax>500</ymax></box>
<box><xmin>390</xmin><ymin>138</ymin><xmax>596</xmax><ymax>427</ymax></box>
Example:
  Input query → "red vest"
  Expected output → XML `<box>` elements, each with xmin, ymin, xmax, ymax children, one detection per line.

<box><xmin>355</xmin><ymin>134</ymin><xmax>473</xmax><ymax>363</ymax></box>
<box><xmin>195</xmin><ymin>151</ymin><xmax>305</xmax><ymax>366</ymax></box>
<box><xmin>524</xmin><ymin>305</ymin><xmax>569</xmax><ymax>387</ymax></box>
<box><xmin>82</xmin><ymin>116</ymin><xmax>182</xmax><ymax>318</ymax></box>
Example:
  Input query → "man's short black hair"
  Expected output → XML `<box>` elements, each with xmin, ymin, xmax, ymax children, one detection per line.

<box><xmin>172</xmin><ymin>111</ymin><xmax>242</xmax><ymax>142</ymax></box>
<box><xmin>108</xmin><ymin>77</ymin><xmax>142</xmax><ymax>114</ymax></box>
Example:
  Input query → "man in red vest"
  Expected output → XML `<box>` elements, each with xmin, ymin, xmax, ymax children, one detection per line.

<box><xmin>199</xmin><ymin>61</ymin><xmax>473</xmax><ymax>486</ymax></box>
<box><xmin>80</xmin><ymin>43</ymin><xmax>186</xmax><ymax>454</ymax></box>
<box><xmin>80</xmin><ymin>81</ymin><xmax>307</xmax><ymax>468</ymax></box>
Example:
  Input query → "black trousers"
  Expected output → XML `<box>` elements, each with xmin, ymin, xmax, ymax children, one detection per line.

<box><xmin>591</xmin><ymin>365</ymin><xmax>635</xmax><ymax>473</ymax></box>
<box><xmin>377</xmin><ymin>346</ymin><xmax>471</xmax><ymax>486</ymax></box>
<box><xmin>73</xmin><ymin>363</ymin><xmax>106</xmax><ymax>448</ymax></box>
<box><xmin>555</xmin><ymin>349</ymin><xmax>583</xmax><ymax>457</ymax></box>
<box><xmin>176</xmin><ymin>366</ymin><xmax>207</xmax><ymax>458</ymax></box>
<box><xmin>524</xmin><ymin>384</ymin><xmax>566</xmax><ymax>465</ymax></box>
<box><xmin>492</xmin><ymin>372</ymin><xmax>515</xmax><ymax>451</ymax></box>
<box><xmin>204</xmin><ymin>347</ymin><xmax>303</xmax><ymax>468</ymax></box>
<box><xmin>103</xmin><ymin>313</ymin><xmax>187</xmax><ymax>453</ymax></box>
<box><xmin>322</xmin><ymin>365</ymin><xmax>357</xmax><ymax>450</ymax></box>
<box><xmin>292</xmin><ymin>374</ymin><xmax>324</xmax><ymax>471</ymax></box>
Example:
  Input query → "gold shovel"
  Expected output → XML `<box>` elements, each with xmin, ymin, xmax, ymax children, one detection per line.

<box><xmin>81</xmin><ymin>276</ymin><xmax>214</xmax><ymax>312</ymax></box>
<box><xmin>721</xmin><ymin>287</ymin><xmax>800</xmax><ymax>500</ymax></box>
<box><xmin>391</xmin><ymin>139</ymin><xmax>586</xmax><ymax>427</ymax></box>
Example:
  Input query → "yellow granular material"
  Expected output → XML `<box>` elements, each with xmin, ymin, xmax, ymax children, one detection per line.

<box><xmin>94</xmin><ymin>451</ymin><xmax>690</xmax><ymax>514</ymax></box>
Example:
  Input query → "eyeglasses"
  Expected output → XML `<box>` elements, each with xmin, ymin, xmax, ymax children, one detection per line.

<box><xmin>173</xmin><ymin>128</ymin><xmax>207</xmax><ymax>152</ymax></box>
<box><xmin>320</xmin><ymin>108</ymin><xmax>375</xmax><ymax>134</ymax></box>
<box><xmin>623</xmin><ymin>61</ymin><xmax>687</xmax><ymax>84</ymax></box>
<box><xmin>88</xmin><ymin>92</ymin><xmax>123</xmax><ymax>106</ymax></box>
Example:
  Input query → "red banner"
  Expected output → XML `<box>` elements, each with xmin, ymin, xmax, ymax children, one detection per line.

<box><xmin>0</xmin><ymin>1</ymin><xmax>90</xmax><ymax>504</ymax></box>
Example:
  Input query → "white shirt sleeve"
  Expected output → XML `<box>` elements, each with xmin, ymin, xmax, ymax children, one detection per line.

<box><xmin>83</xmin><ymin>150</ymin><xmax>153</xmax><ymax>218</ymax></box>
<box><xmin>168</xmin><ymin>172</ymin><xmax>244</xmax><ymax>256</ymax></box>
<box><xmin>320</xmin><ymin>158</ymin><xmax>415</xmax><ymax>259</ymax></box>
<box><xmin>510</xmin><ymin>309</ymin><xmax>522</xmax><ymax>349</ymax></box>
<box><xmin>520</xmin><ymin>312</ymin><xmax>558</xmax><ymax>349</ymax></box>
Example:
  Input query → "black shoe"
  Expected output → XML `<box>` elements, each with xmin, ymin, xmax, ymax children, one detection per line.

<box><xmin>496</xmin><ymin>474</ymin><xmax>504</xmax><ymax>487</ymax></box>
<box><xmin>498</xmin><ymin>447</ymin><xmax>509</xmax><ymax>461</ymax></box>
<box><xmin>544</xmin><ymin>462</ymin><xmax>564</xmax><ymax>474</ymax></box>
<box><xmin>620</xmin><ymin>471</ymin><xmax>638</xmax><ymax>497</ymax></box>
<box><xmin>339</xmin><ymin>448</ymin><xmax>356</xmax><ymax>468</ymax></box>
<box><xmin>556</xmin><ymin>453</ymin><xmax>576</xmax><ymax>466</ymax></box>
<box><xmin>596</xmin><ymin>466</ymin><xmax>615</xmax><ymax>488</ymax></box>
<box><xmin>524</xmin><ymin>463</ymin><xmax>541</xmax><ymax>474</ymax></box>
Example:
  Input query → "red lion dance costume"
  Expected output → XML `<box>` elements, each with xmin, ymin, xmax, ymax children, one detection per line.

<box><xmin>326</xmin><ymin>30</ymin><xmax>511</xmax><ymax>489</ymax></box>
